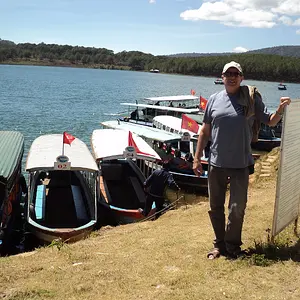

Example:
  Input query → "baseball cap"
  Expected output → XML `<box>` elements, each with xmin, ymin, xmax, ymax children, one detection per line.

<box><xmin>222</xmin><ymin>61</ymin><xmax>243</xmax><ymax>74</ymax></box>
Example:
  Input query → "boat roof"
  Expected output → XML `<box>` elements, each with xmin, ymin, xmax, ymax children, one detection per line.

<box><xmin>153</xmin><ymin>115</ymin><xmax>201</xmax><ymax>135</ymax></box>
<box><xmin>26</xmin><ymin>134</ymin><xmax>98</xmax><ymax>172</ymax></box>
<box><xmin>143</xmin><ymin>95</ymin><xmax>199</xmax><ymax>103</ymax></box>
<box><xmin>91</xmin><ymin>129</ymin><xmax>161</xmax><ymax>162</ymax></box>
<box><xmin>101</xmin><ymin>120</ymin><xmax>182</xmax><ymax>143</ymax></box>
<box><xmin>120</xmin><ymin>102</ymin><xmax>200</xmax><ymax>113</ymax></box>
<box><xmin>0</xmin><ymin>131</ymin><xmax>24</xmax><ymax>186</ymax></box>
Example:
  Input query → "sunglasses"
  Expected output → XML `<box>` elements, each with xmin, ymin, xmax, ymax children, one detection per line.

<box><xmin>223</xmin><ymin>72</ymin><xmax>242</xmax><ymax>77</ymax></box>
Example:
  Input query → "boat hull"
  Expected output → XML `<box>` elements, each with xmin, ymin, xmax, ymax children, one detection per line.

<box><xmin>27</xmin><ymin>220</ymin><xmax>95</xmax><ymax>244</ymax></box>
<box><xmin>251</xmin><ymin>138</ymin><xmax>281</xmax><ymax>151</ymax></box>
<box><xmin>97</xmin><ymin>160</ymin><xmax>156</xmax><ymax>225</ymax></box>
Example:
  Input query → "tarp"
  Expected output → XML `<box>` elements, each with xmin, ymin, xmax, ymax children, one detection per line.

<box><xmin>0</xmin><ymin>131</ymin><xmax>24</xmax><ymax>188</ymax></box>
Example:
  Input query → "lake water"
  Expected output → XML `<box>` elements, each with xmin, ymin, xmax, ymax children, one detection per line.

<box><xmin>1</xmin><ymin>64</ymin><xmax>299</xmax><ymax>169</ymax></box>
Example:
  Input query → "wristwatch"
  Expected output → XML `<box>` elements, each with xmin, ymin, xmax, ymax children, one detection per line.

<box><xmin>276</xmin><ymin>110</ymin><xmax>284</xmax><ymax>117</ymax></box>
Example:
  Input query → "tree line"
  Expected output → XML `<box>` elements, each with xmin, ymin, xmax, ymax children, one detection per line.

<box><xmin>0</xmin><ymin>39</ymin><xmax>299</xmax><ymax>83</ymax></box>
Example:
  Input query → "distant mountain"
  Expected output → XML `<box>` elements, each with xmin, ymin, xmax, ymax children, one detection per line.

<box><xmin>247</xmin><ymin>46</ymin><xmax>300</xmax><ymax>58</ymax></box>
<box><xmin>0</xmin><ymin>38</ymin><xmax>16</xmax><ymax>47</ymax></box>
<box><xmin>169</xmin><ymin>46</ymin><xmax>300</xmax><ymax>58</ymax></box>
<box><xmin>168</xmin><ymin>52</ymin><xmax>233</xmax><ymax>58</ymax></box>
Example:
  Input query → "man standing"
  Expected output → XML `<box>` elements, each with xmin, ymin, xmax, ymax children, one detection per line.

<box><xmin>142</xmin><ymin>162</ymin><xmax>180</xmax><ymax>218</ymax></box>
<box><xmin>193</xmin><ymin>61</ymin><xmax>291</xmax><ymax>259</ymax></box>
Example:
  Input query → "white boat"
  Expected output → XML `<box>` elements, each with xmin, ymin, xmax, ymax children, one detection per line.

<box><xmin>214</xmin><ymin>78</ymin><xmax>224</xmax><ymax>85</ymax></box>
<box><xmin>91</xmin><ymin>129</ymin><xmax>161</xmax><ymax>224</ymax></box>
<box><xmin>143</xmin><ymin>95</ymin><xmax>199</xmax><ymax>107</ymax></box>
<box><xmin>153</xmin><ymin>115</ymin><xmax>201</xmax><ymax>136</ymax></box>
<box><xmin>101</xmin><ymin>120</ymin><xmax>208</xmax><ymax>190</ymax></box>
<box><xmin>278</xmin><ymin>83</ymin><xmax>287</xmax><ymax>90</ymax></box>
<box><xmin>118</xmin><ymin>94</ymin><xmax>204</xmax><ymax>125</ymax></box>
<box><xmin>25</xmin><ymin>134</ymin><xmax>99</xmax><ymax>244</ymax></box>
<box><xmin>101</xmin><ymin>120</ymin><xmax>182</xmax><ymax>145</ymax></box>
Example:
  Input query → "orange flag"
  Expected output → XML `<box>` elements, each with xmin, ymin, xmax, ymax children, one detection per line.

<box><xmin>200</xmin><ymin>96</ymin><xmax>208</xmax><ymax>111</ymax></box>
<box><xmin>63</xmin><ymin>132</ymin><xmax>75</xmax><ymax>145</ymax></box>
<box><xmin>181</xmin><ymin>114</ymin><xmax>199</xmax><ymax>134</ymax></box>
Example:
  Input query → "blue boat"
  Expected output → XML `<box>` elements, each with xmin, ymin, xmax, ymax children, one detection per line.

<box><xmin>251</xmin><ymin>124</ymin><xmax>281</xmax><ymax>151</ymax></box>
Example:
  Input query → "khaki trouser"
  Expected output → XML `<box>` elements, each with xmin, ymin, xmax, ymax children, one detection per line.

<box><xmin>208</xmin><ymin>165</ymin><xmax>249</xmax><ymax>253</ymax></box>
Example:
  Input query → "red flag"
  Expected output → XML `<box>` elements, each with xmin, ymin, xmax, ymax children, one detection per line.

<box><xmin>63</xmin><ymin>132</ymin><xmax>75</xmax><ymax>145</ymax></box>
<box><xmin>128</xmin><ymin>131</ymin><xmax>154</xmax><ymax>157</ymax></box>
<box><xmin>181</xmin><ymin>114</ymin><xmax>199</xmax><ymax>134</ymax></box>
<box><xmin>200</xmin><ymin>96</ymin><xmax>208</xmax><ymax>111</ymax></box>
<box><xmin>190</xmin><ymin>89</ymin><xmax>196</xmax><ymax>95</ymax></box>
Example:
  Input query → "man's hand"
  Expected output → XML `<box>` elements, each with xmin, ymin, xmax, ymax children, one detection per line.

<box><xmin>277</xmin><ymin>96</ymin><xmax>291</xmax><ymax>114</ymax></box>
<box><xmin>193</xmin><ymin>160</ymin><xmax>203</xmax><ymax>177</ymax></box>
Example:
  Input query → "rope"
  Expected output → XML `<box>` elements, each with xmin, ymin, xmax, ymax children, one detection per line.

<box><xmin>138</xmin><ymin>195</ymin><xmax>184</xmax><ymax>223</ymax></box>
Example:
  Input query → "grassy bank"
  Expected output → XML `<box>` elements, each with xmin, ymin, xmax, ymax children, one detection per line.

<box><xmin>1</xmin><ymin>149</ymin><xmax>299</xmax><ymax>300</ymax></box>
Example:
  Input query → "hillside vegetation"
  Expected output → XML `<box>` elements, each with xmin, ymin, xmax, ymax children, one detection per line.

<box><xmin>1</xmin><ymin>39</ymin><xmax>300</xmax><ymax>83</ymax></box>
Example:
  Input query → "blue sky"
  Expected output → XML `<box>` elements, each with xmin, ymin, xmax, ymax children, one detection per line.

<box><xmin>0</xmin><ymin>0</ymin><xmax>299</xmax><ymax>55</ymax></box>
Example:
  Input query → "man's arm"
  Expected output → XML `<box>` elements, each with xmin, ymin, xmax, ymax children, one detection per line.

<box><xmin>144</xmin><ymin>171</ymin><xmax>155</xmax><ymax>189</ymax></box>
<box><xmin>167</xmin><ymin>173</ymin><xmax>180</xmax><ymax>190</ymax></box>
<box><xmin>268</xmin><ymin>97</ymin><xmax>291</xmax><ymax>127</ymax></box>
<box><xmin>193</xmin><ymin>123</ymin><xmax>211</xmax><ymax>176</ymax></box>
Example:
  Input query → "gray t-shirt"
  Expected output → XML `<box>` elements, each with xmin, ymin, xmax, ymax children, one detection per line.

<box><xmin>203</xmin><ymin>89</ymin><xmax>270</xmax><ymax>168</ymax></box>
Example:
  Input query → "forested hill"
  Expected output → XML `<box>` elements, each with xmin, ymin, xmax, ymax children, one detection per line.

<box><xmin>1</xmin><ymin>39</ymin><xmax>300</xmax><ymax>83</ymax></box>
<box><xmin>169</xmin><ymin>46</ymin><xmax>300</xmax><ymax>58</ymax></box>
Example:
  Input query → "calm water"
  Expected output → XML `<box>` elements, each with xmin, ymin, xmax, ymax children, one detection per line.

<box><xmin>1</xmin><ymin>64</ymin><xmax>299</xmax><ymax>170</ymax></box>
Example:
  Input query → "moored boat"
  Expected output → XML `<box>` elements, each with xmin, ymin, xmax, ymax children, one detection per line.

<box><xmin>101</xmin><ymin>120</ymin><xmax>209</xmax><ymax>191</ymax></box>
<box><xmin>25</xmin><ymin>133</ymin><xmax>99</xmax><ymax>244</ymax></box>
<box><xmin>119</xmin><ymin>94</ymin><xmax>202</xmax><ymax>125</ymax></box>
<box><xmin>278</xmin><ymin>83</ymin><xmax>287</xmax><ymax>90</ymax></box>
<box><xmin>251</xmin><ymin>124</ymin><xmax>281</xmax><ymax>151</ymax></box>
<box><xmin>0</xmin><ymin>131</ymin><xmax>25</xmax><ymax>253</ymax></box>
<box><xmin>91</xmin><ymin>129</ymin><xmax>161</xmax><ymax>225</ymax></box>
<box><xmin>214</xmin><ymin>78</ymin><xmax>224</xmax><ymax>85</ymax></box>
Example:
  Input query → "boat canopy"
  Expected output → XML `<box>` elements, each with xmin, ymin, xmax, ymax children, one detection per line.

<box><xmin>120</xmin><ymin>103</ymin><xmax>200</xmax><ymax>114</ymax></box>
<box><xmin>143</xmin><ymin>95</ymin><xmax>199</xmax><ymax>103</ymax></box>
<box><xmin>26</xmin><ymin>134</ymin><xmax>98</xmax><ymax>172</ymax></box>
<box><xmin>91</xmin><ymin>129</ymin><xmax>161</xmax><ymax>162</ymax></box>
<box><xmin>153</xmin><ymin>115</ymin><xmax>201</xmax><ymax>136</ymax></box>
<box><xmin>101</xmin><ymin>120</ymin><xmax>182</xmax><ymax>143</ymax></box>
<box><xmin>0</xmin><ymin>131</ymin><xmax>24</xmax><ymax>188</ymax></box>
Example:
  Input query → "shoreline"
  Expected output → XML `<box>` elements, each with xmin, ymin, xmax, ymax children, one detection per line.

<box><xmin>1</xmin><ymin>60</ymin><xmax>297</xmax><ymax>84</ymax></box>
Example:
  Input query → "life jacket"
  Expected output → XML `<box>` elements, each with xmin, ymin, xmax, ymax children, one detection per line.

<box><xmin>238</xmin><ymin>85</ymin><xmax>262</xmax><ymax>143</ymax></box>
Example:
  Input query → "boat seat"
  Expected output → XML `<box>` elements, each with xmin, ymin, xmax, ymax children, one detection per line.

<box><xmin>101</xmin><ymin>164</ymin><xmax>123</xmax><ymax>181</ymax></box>
<box><xmin>35</xmin><ymin>184</ymin><xmax>46</xmax><ymax>220</ymax></box>
<box><xmin>48</xmin><ymin>171</ymin><xmax>72</xmax><ymax>188</ymax></box>
<box><xmin>45</xmin><ymin>186</ymin><xmax>78</xmax><ymax>228</ymax></box>
<box><xmin>71</xmin><ymin>185</ymin><xmax>89</xmax><ymax>222</ymax></box>
<box><xmin>129</xmin><ymin>176</ymin><xmax>146</xmax><ymax>206</ymax></box>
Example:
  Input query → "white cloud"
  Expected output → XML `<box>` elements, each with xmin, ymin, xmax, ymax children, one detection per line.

<box><xmin>272</xmin><ymin>0</ymin><xmax>300</xmax><ymax>15</ymax></box>
<box><xmin>293</xmin><ymin>18</ymin><xmax>300</xmax><ymax>26</ymax></box>
<box><xmin>297</xmin><ymin>29</ymin><xmax>300</xmax><ymax>34</ymax></box>
<box><xmin>149</xmin><ymin>0</ymin><xmax>156</xmax><ymax>4</ymax></box>
<box><xmin>278</xmin><ymin>16</ymin><xmax>293</xmax><ymax>26</ymax></box>
<box><xmin>180</xmin><ymin>0</ymin><xmax>300</xmax><ymax>29</ymax></box>
<box><xmin>233</xmin><ymin>46</ymin><xmax>248</xmax><ymax>53</ymax></box>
